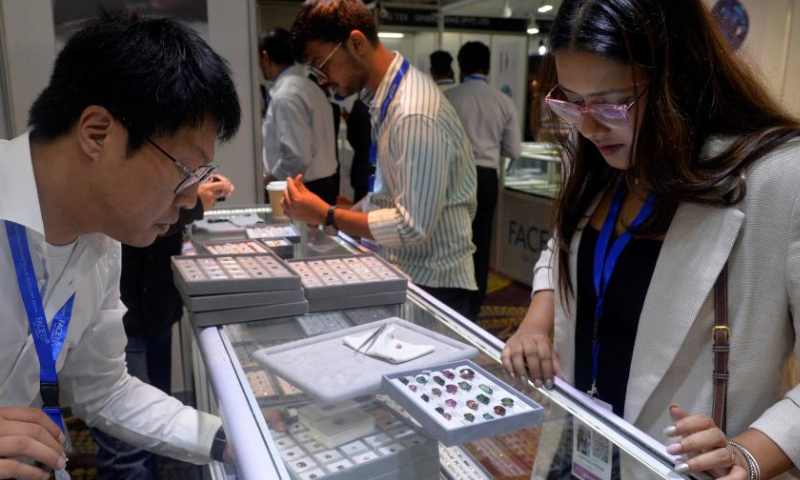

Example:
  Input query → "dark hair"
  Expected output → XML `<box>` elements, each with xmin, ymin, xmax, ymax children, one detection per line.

<box><xmin>290</xmin><ymin>0</ymin><xmax>378</xmax><ymax>63</ymax></box>
<box><xmin>457</xmin><ymin>42</ymin><xmax>490</xmax><ymax>75</ymax></box>
<box><xmin>429</xmin><ymin>50</ymin><xmax>453</xmax><ymax>76</ymax></box>
<box><xmin>259</xmin><ymin>28</ymin><xmax>295</xmax><ymax>66</ymax></box>
<box><xmin>29</xmin><ymin>11</ymin><xmax>241</xmax><ymax>154</ymax></box>
<box><xmin>531</xmin><ymin>0</ymin><xmax>800</xmax><ymax>298</ymax></box>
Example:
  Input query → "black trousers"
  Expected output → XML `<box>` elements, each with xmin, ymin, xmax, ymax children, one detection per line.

<box><xmin>469</xmin><ymin>166</ymin><xmax>499</xmax><ymax>320</ymax></box>
<box><xmin>420</xmin><ymin>285</ymin><xmax>473</xmax><ymax>320</ymax></box>
<box><xmin>305</xmin><ymin>172</ymin><xmax>340</xmax><ymax>206</ymax></box>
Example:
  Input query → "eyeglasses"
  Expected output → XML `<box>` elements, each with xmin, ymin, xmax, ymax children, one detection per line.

<box><xmin>308</xmin><ymin>42</ymin><xmax>343</xmax><ymax>80</ymax></box>
<box><xmin>544</xmin><ymin>85</ymin><xmax>647</xmax><ymax>129</ymax></box>
<box><xmin>146</xmin><ymin>138</ymin><xmax>218</xmax><ymax>193</ymax></box>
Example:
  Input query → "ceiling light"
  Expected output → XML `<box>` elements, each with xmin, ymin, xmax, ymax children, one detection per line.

<box><xmin>537</xmin><ymin>4</ymin><xmax>554</xmax><ymax>13</ymax></box>
<box><xmin>538</xmin><ymin>41</ymin><xmax>547</xmax><ymax>55</ymax></box>
<box><xmin>527</xmin><ymin>27</ymin><xmax>540</xmax><ymax>35</ymax></box>
<box><xmin>378</xmin><ymin>32</ymin><xmax>405</xmax><ymax>39</ymax></box>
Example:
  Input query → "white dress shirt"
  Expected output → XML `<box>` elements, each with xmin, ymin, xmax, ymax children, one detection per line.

<box><xmin>435</xmin><ymin>79</ymin><xmax>456</xmax><ymax>92</ymax></box>
<box><xmin>364</xmin><ymin>54</ymin><xmax>478</xmax><ymax>290</ymax></box>
<box><xmin>0</xmin><ymin>133</ymin><xmax>220</xmax><ymax>464</ymax></box>
<box><xmin>262</xmin><ymin>65</ymin><xmax>338</xmax><ymax>182</ymax></box>
<box><xmin>444</xmin><ymin>74</ymin><xmax>522</xmax><ymax>170</ymax></box>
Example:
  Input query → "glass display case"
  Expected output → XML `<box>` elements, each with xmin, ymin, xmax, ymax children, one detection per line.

<box><xmin>502</xmin><ymin>142</ymin><xmax>563</xmax><ymax>199</ymax></box>
<box><xmin>187</xmin><ymin>206</ymin><xmax>689</xmax><ymax>480</ymax></box>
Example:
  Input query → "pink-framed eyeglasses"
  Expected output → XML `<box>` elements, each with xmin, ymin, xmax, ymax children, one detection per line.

<box><xmin>544</xmin><ymin>85</ymin><xmax>647</xmax><ymax>129</ymax></box>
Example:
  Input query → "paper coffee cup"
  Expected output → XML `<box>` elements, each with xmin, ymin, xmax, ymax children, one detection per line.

<box><xmin>267</xmin><ymin>181</ymin><xmax>287</xmax><ymax>217</ymax></box>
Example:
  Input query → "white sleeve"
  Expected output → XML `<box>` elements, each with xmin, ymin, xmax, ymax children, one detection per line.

<box><xmin>59</xmin><ymin>244</ymin><xmax>220</xmax><ymax>464</ymax></box>
<box><xmin>531</xmin><ymin>237</ymin><xmax>556</xmax><ymax>296</ymax></box>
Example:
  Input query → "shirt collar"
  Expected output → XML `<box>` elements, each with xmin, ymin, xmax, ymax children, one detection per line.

<box><xmin>464</xmin><ymin>73</ymin><xmax>488</xmax><ymax>83</ymax></box>
<box><xmin>364</xmin><ymin>52</ymin><xmax>404</xmax><ymax>117</ymax></box>
<box><xmin>436</xmin><ymin>79</ymin><xmax>455</xmax><ymax>86</ymax></box>
<box><xmin>0</xmin><ymin>132</ymin><xmax>46</xmax><ymax>236</ymax></box>
<box><xmin>271</xmin><ymin>64</ymin><xmax>306</xmax><ymax>93</ymax></box>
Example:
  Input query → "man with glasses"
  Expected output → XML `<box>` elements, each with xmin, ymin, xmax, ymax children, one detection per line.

<box><xmin>0</xmin><ymin>12</ymin><xmax>239</xmax><ymax>480</ymax></box>
<box><xmin>445</xmin><ymin>42</ymin><xmax>521</xmax><ymax>321</ymax></box>
<box><xmin>285</xmin><ymin>0</ymin><xmax>479</xmax><ymax>317</ymax></box>
<box><xmin>259</xmin><ymin>28</ymin><xmax>339</xmax><ymax>205</ymax></box>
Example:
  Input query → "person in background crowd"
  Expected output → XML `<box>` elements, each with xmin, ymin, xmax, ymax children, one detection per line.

<box><xmin>259</xmin><ymin>28</ymin><xmax>338</xmax><ymax>205</ymax></box>
<box><xmin>429</xmin><ymin>50</ymin><xmax>456</xmax><ymax>91</ymax></box>
<box><xmin>502</xmin><ymin>0</ymin><xmax>800</xmax><ymax>478</ymax></box>
<box><xmin>445</xmin><ymin>41</ymin><xmax>521</xmax><ymax>321</ymax></box>
<box><xmin>284</xmin><ymin>0</ymin><xmax>478</xmax><ymax>317</ymax></box>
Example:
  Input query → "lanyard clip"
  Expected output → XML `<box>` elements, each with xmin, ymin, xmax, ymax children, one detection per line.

<box><xmin>40</xmin><ymin>382</ymin><xmax>60</xmax><ymax>408</ymax></box>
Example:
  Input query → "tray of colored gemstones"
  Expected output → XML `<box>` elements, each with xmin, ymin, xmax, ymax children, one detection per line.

<box><xmin>382</xmin><ymin>360</ymin><xmax>544</xmax><ymax>447</ymax></box>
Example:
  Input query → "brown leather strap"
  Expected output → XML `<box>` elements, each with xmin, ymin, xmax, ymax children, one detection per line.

<box><xmin>712</xmin><ymin>264</ymin><xmax>730</xmax><ymax>434</ymax></box>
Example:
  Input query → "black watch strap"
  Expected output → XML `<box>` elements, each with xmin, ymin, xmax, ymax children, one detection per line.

<box><xmin>210</xmin><ymin>426</ymin><xmax>227</xmax><ymax>462</ymax></box>
<box><xmin>325</xmin><ymin>205</ymin><xmax>338</xmax><ymax>228</ymax></box>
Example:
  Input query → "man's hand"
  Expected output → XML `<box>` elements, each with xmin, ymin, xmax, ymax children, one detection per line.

<box><xmin>281</xmin><ymin>174</ymin><xmax>329</xmax><ymax>225</ymax></box>
<box><xmin>0</xmin><ymin>407</ymin><xmax>66</xmax><ymax>480</ymax></box>
<box><xmin>198</xmin><ymin>174</ymin><xmax>235</xmax><ymax>211</ymax></box>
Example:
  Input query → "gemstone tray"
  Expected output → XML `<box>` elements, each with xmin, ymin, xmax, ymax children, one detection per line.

<box><xmin>307</xmin><ymin>291</ymin><xmax>407</xmax><ymax>313</ymax></box>
<box><xmin>188</xmin><ymin>300</ymin><xmax>309</xmax><ymax>327</ymax></box>
<box><xmin>247</xmin><ymin>224</ymin><xmax>302</xmax><ymax>243</ymax></box>
<box><xmin>382</xmin><ymin>359</ymin><xmax>544</xmax><ymax>447</ymax></box>
<box><xmin>193</xmin><ymin>212</ymin><xmax>264</xmax><ymax>235</ymax></box>
<box><xmin>181</xmin><ymin>289</ymin><xmax>306</xmax><ymax>313</ymax></box>
<box><xmin>172</xmin><ymin>253</ymin><xmax>301</xmax><ymax>296</ymax></box>
<box><xmin>285</xmin><ymin>254</ymin><xmax>408</xmax><ymax>300</ymax></box>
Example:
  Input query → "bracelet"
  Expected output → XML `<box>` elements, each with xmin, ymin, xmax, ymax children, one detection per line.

<box><xmin>728</xmin><ymin>441</ymin><xmax>761</xmax><ymax>480</ymax></box>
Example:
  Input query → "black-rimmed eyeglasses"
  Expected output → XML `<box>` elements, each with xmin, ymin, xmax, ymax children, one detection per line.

<box><xmin>146</xmin><ymin>138</ymin><xmax>217</xmax><ymax>194</ymax></box>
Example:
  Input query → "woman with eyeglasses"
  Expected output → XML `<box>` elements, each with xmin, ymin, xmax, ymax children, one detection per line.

<box><xmin>502</xmin><ymin>0</ymin><xmax>800</xmax><ymax>479</ymax></box>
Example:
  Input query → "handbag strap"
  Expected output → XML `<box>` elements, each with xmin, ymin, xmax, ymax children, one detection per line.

<box><xmin>712</xmin><ymin>264</ymin><xmax>730</xmax><ymax>434</ymax></box>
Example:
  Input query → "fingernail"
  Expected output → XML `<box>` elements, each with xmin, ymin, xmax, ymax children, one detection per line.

<box><xmin>533</xmin><ymin>379</ymin><xmax>543</xmax><ymax>388</ymax></box>
<box><xmin>57</xmin><ymin>456</ymin><xmax>66</xmax><ymax>469</ymax></box>
<box><xmin>663</xmin><ymin>425</ymin><xmax>677</xmax><ymax>437</ymax></box>
<box><xmin>42</xmin><ymin>473</ymin><xmax>51</xmax><ymax>480</ymax></box>
<box><xmin>668</xmin><ymin>403</ymin><xmax>680</xmax><ymax>411</ymax></box>
<box><xmin>544</xmin><ymin>378</ymin><xmax>555</xmax><ymax>390</ymax></box>
<box><xmin>666</xmin><ymin>443</ymin><xmax>682</xmax><ymax>455</ymax></box>
<box><xmin>59</xmin><ymin>432</ymin><xmax>66</xmax><ymax>444</ymax></box>
<box><xmin>674</xmin><ymin>463</ymin><xmax>689</xmax><ymax>474</ymax></box>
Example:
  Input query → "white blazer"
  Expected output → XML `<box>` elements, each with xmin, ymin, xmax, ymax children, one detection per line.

<box><xmin>532</xmin><ymin>139</ymin><xmax>800</xmax><ymax>475</ymax></box>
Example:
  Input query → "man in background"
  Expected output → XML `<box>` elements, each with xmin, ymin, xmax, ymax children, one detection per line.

<box><xmin>429</xmin><ymin>50</ymin><xmax>456</xmax><ymax>91</ymax></box>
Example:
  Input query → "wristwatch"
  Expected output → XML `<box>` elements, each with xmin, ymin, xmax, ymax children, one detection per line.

<box><xmin>210</xmin><ymin>427</ymin><xmax>227</xmax><ymax>462</ymax></box>
<box><xmin>324</xmin><ymin>205</ymin><xmax>339</xmax><ymax>228</ymax></box>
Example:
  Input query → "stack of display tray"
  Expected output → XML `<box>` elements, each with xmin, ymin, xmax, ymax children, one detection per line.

<box><xmin>171</xmin><ymin>252</ymin><xmax>308</xmax><ymax>327</ymax></box>
<box><xmin>202</xmin><ymin>238</ymin><xmax>294</xmax><ymax>258</ymax></box>
<box><xmin>286</xmin><ymin>254</ymin><xmax>408</xmax><ymax>312</ymax></box>
<box><xmin>274</xmin><ymin>402</ymin><xmax>439</xmax><ymax>480</ymax></box>
<box><xmin>247</xmin><ymin>224</ymin><xmax>302</xmax><ymax>243</ymax></box>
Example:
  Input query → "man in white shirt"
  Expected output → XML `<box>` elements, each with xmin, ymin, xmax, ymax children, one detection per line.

<box><xmin>259</xmin><ymin>28</ymin><xmax>339</xmax><ymax>205</ymax></box>
<box><xmin>445</xmin><ymin>41</ymin><xmax>521</xmax><ymax>320</ymax></box>
<box><xmin>0</xmin><ymin>12</ymin><xmax>240</xmax><ymax>479</ymax></box>
<box><xmin>429</xmin><ymin>50</ymin><xmax>456</xmax><ymax>91</ymax></box>
<box><xmin>285</xmin><ymin>0</ymin><xmax>478</xmax><ymax>317</ymax></box>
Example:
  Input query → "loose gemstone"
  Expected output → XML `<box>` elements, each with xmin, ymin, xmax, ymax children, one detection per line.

<box><xmin>464</xmin><ymin>413</ymin><xmax>475</xmax><ymax>422</ymax></box>
<box><xmin>408</xmin><ymin>385</ymin><xmax>418</xmax><ymax>392</ymax></box>
<box><xmin>459</xmin><ymin>368</ymin><xmax>476</xmax><ymax>380</ymax></box>
<box><xmin>445</xmin><ymin>384</ymin><xmax>458</xmax><ymax>394</ymax></box>
<box><xmin>421</xmin><ymin>394</ymin><xmax>430</xmax><ymax>402</ymax></box>
<box><xmin>501</xmin><ymin>397</ymin><xmax>514</xmax><ymax>407</ymax></box>
<box><xmin>399</xmin><ymin>377</ymin><xmax>409</xmax><ymax>385</ymax></box>
<box><xmin>494</xmin><ymin>405</ymin><xmax>507</xmax><ymax>416</ymax></box>
<box><xmin>483</xmin><ymin>413</ymin><xmax>494</xmax><ymax>420</ymax></box>
<box><xmin>433</xmin><ymin>376</ymin><xmax>445</xmax><ymax>386</ymax></box>
<box><xmin>435</xmin><ymin>407</ymin><xmax>445</xmax><ymax>414</ymax></box>
<box><xmin>479</xmin><ymin>384</ymin><xmax>493</xmax><ymax>395</ymax></box>
<box><xmin>466</xmin><ymin>400</ymin><xmax>479</xmax><ymax>410</ymax></box>
<box><xmin>445</xmin><ymin>399</ymin><xmax>458</xmax><ymax>408</ymax></box>
<box><xmin>442</xmin><ymin>413</ymin><xmax>452</xmax><ymax>421</ymax></box>
<box><xmin>458</xmin><ymin>382</ymin><xmax>472</xmax><ymax>392</ymax></box>
<box><xmin>477</xmin><ymin>394</ymin><xmax>490</xmax><ymax>405</ymax></box>
<box><xmin>442</xmin><ymin>370</ymin><xmax>455</xmax><ymax>380</ymax></box>
<box><xmin>415</xmin><ymin>376</ymin><xmax>428</xmax><ymax>384</ymax></box>
<box><xmin>431</xmin><ymin>388</ymin><xmax>443</xmax><ymax>397</ymax></box>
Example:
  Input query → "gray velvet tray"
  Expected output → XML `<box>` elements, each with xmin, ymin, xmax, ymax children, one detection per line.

<box><xmin>181</xmin><ymin>289</ymin><xmax>305</xmax><ymax>313</ymax></box>
<box><xmin>382</xmin><ymin>359</ymin><xmax>544</xmax><ymax>447</ymax></box>
<box><xmin>286</xmin><ymin>254</ymin><xmax>408</xmax><ymax>300</ymax></box>
<box><xmin>253</xmin><ymin>317</ymin><xmax>478</xmax><ymax>404</ymax></box>
<box><xmin>308</xmin><ymin>291</ymin><xmax>407</xmax><ymax>313</ymax></box>
<box><xmin>189</xmin><ymin>300</ymin><xmax>309</xmax><ymax>327</ymax></box>
<box><xmin>172</xmin><ymin>253</ymin><xmax>301</xmax><ymax>296</ymax></box>
<box><xmin>193</xmin><ymin>213</ymin><xmax>264</xmax><ymax>235</ymax></box>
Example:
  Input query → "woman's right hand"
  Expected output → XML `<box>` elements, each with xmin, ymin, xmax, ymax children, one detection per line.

<box><xmin>502</xmin><ymin>329</ymin><xmax>564</xmax><ymax>390</ymax></box>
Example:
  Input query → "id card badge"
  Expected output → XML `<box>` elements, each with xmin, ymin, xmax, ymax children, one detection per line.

<box><xmin>571</xmin><ymin>419</ymin><xmax>612</xmax><ymax>480</ymax></box>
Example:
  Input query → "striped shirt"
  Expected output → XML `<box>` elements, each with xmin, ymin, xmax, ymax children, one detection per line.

<box><xmin>363</xmin><ymin>53</ymin><xmax>478</xmax><ymax>290</ymax></box>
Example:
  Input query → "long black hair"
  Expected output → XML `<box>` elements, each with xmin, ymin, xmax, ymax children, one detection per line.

<box><xmin>532</xmin><ymin>0</ymin><xmax>800</xmax><ymax>297</ymax></box>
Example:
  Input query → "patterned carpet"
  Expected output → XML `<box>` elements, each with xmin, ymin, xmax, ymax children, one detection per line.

<box><xmin>58</xmin><ymin>270</ymin><xmax>530</xmax><ymax>479</ymax></box>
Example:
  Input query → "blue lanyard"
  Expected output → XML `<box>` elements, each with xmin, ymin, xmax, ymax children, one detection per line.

<box><xmin>588</xmin><ymin>183</ymin><xmax>657</xmax><ymax>397</ymax></box>
<box><xmin>465</xmin><ymin>74</ymin><xmax>488</xmax><ymax>83</ymax></box>
<box><xmin>5</xmin><ymin>221</ymin><xmax>75</xmax><ymax>433</ymax></box>
<box><xmin>368</xmin><ymin>59</ymin><xmax>410</xmax><ymax>194</ymax></box>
